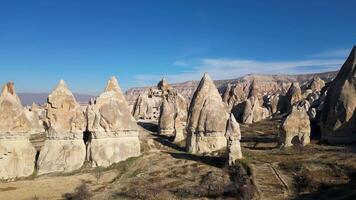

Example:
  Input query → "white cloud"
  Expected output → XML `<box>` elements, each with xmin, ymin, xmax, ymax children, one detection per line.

<box><xmin>312</xmin><ymin>49</ymin><xmax>350</xmax><ymax>58</ymax></box>
<box><xmin>173</xmin><ymin>60</ymin><xmax>189</xmax><ymax>67</ymax></box>
<box><xmin>134</xmin><ymin>52</ymin><xmax>347</xmax><ymax>86</ymax></box>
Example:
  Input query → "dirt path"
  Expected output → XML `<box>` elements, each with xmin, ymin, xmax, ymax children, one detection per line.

<box><xmin>251</xmin><ymin>162</ymin><xmax>291</xmax><ymax>200</ymax></box>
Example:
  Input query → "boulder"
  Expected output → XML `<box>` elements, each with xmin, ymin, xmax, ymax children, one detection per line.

<box><xmin>186</xmin><ymin>73</ymin><xmax>228</xmax><ymax>154</ymax></box>
<box><xmin>86</xmin><ymin>77</ymin><xmax>140</xmax><ymax>167</ymax></box>
<box><xmin>226</xmin><ymin>114</ymin><xmax>242</xmax><ymax>165</ymax></box>
<box><xmin>320</xmin><ymin>46</ymin><xmax>356</xmax><ymax>143</ymax></box>
<box><xmin>37</xmin><ymin>80</ymin><xmax>86</xmax><ymax>175</ymax></box>
<box><xmin>280</xmin><ymin>106</ymin><xmax>311</xmax><ymax>148</ymax></box>
<box><xmin>0</xmin><ymin>82</ymin><xmax>43</xmax><ymax>179</ymax></box>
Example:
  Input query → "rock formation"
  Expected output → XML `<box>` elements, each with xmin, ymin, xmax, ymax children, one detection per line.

<box><xmin>186</xmin><ymin>73</ymin><xmax>229</xmax><ymax>154</ymax></box>
<box><xmin>157</xmin><ymin>78</ymin><xmax>188</xmax><ymax>141</ymax></box>
<box><xmin>0</xmin><ymin>82</ymin><xmax>43</xmax><ymax>179</ymax></box>
<box><xmin>86</xmin><ymin>77</ymin><xmax>140</xmax><ymax>167</ymax></box>
<box><xmin>280</xmin><ymin>106</ymin><xmax>311</xmax><ymax>148</ymax></box>
<box><xmin>284</xmin><ymin>82</ymin><xmax>302</xmax><ymax>112</ymax></box>
<box><xmin>320</xmin><ymin>46</ymin><xmax>356</xmax><ymax>143</ymax></box>
<box><xmin>37</xmin><ymin>80</ymin><xmax>87</xmax><ymax>175</ymax></box>
<box><xmin>132</xmin><ymin>88</ymin><xmax>162</xmax><ymax>120</ymax></box>
<box><xmin>233</xmin><ymin>81</ymin><xmax>270</xmax><ymax>124</ymax></box>
<box><xmin>226</xmin><ymin>114</ymin><xmax>242</xmax><ymax>165</ymax></box>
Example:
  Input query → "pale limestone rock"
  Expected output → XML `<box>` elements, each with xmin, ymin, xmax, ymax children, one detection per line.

<box><xmin>37</xmin><ymin>80</ymin><xmax>86</xmax><ymax>175</ymax></box>
<box><xmin>280</xmin><ymin>106</ymin><xmax>311</xmax><ymax>148</ymax></box>
<box><xmin>158</xmin><ymin>79</ymin><xmax>188</xmax><ymax>141</ymax></box>
<box><xmin>0</xmin><ymin>82</ymin><xmax>42</xmax><ymax>179</ymax></box>
<box><xmin>226</xmin><ymin>114</ymin><xmax>242</xmax><ymax>165</ymax></box>
<box><xmin>285</xmin><ymin>82</ymin><xmax>302</xmax><ymax>112</ymax></box>
<box><xmin>307</xmin><ymin>77</ymin><xmax>325</xmax><ymax>92</ymax></box>
<box><xmin>87</xmin><ymin>77</ymin><xmax>140</xmax><ymax>167</ymax></box>
<box><xmin>132</xmin><ymin>88</ymin><xmax>162</xmax><ymax>120</ymax></box>
<box><xmin>186</xmin><ymin>73</ymin><xmax>228</xmax><ymax>154</ymax></box>
<box><xmin>238</xmin><ymin>82</ymin><xmax>270</xmax><ymax>124</ymax></box>
<box><xmin>37</xmin><ymin>140</ymin><xmax>85</xmax><ymax>174</ymax></box>
<box><xmin>0</xmin><ymin>139</ymin><xmax>36</xmax><ymax>180</ymax></box>
<box><xmin>320</xmin><ymin>46</ymin><xmax>356</xmax><ymax>143</ymax></box>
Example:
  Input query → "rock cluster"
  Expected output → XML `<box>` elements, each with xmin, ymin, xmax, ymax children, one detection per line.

<box><xmin>186</xmin><ymin>73</ymin><xmax>241</xmax><ymax>155</ymax></box>
<box><xmin>320</xmin><ymin>46</ymin><xmax>356</xmax><ymax>143</ymax></box>
<box><xmin>0</xmin><ymin>82</ymin><xmax>43</xmax><ymax>179</ymax></box>
<box><xmin>233</xmin><ymin>81</ymin><xmax>270</xmax><ymax>124</ymax></box>
<box><xmin>86</xmin><ymin>77</ymin><xmax>140</xmax><ymax>167</ymax></box>
<box><xmin>0</xmin><ymin>77</ymin><xmax>141</xmax><ymax>178</ymax></box>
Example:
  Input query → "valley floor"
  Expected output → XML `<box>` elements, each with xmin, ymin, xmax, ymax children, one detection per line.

<box><xmin>0</xmin><ymin>119</ymin><xmax>355</xmax><ymax>200</ymax></box>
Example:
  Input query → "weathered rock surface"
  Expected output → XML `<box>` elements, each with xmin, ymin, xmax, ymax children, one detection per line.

<box><xmin>132</xmin><ymin>88</ymin><xmax>162</xmax><ymax>120</ymax></box>
<box><xmin>285</xmin><ymin>82</ymin><xmax>302</xmax><ymax>112</ymax></box>
<box><xmin>37</xmin><ymin>80</ymin><xmax>86</xmax><ymax>175</ymax></box>
<box><xmin>158</xmin><ymin>79</ymin><xmax>188</xmax><ymax>141</ymax></box>
<box><xmin>320</xmin><ymin>46</ymin><xmax>356</xmax><ymax>143</ymax></box>
<box><xmin>226</xmin><ymin>114</ymin><xmax>242</xmax><ymax>165</ymax></box>
<box><xmin>235</xmin><ymin>81</ymin><xmax>270</xmax><ymax>124</ymax></box>
<box><xmin>0</xmin><ymin>82</ymin><xmax>43</xmax><ymax>179</ymax></box>
<box><xmin>280</xmin><ymin>106</ymin><xmax>311</xmax><ymax>148</ymax></box>
<box><xmin>86</xmin><ymin>77</ymin><xmax>140</xmax><ymax>167</ymax></box>
<box><xmin>186</xmin><ymin>73</ymin><xmax>229</xmax><ymax>154</ymax></box>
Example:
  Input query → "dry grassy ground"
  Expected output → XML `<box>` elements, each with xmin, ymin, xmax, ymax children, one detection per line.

<box><xmin>0</xmin><ymin>118</ymin><xmax>355</xmax><ymax>200</ymax></box>
<box><xmin>240</xmin><ymin>118</ymin><xmax>356</xmax><ymax>200</ymax></box>
<box><xmin>0</xmin><ymin>122</ymin><xmax>254</xmax><ymax>200</ymax></box>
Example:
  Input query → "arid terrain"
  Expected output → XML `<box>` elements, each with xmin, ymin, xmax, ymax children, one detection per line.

<box><xmin>0</xmin><ymin>118</ymin><xmax>355</xmax><ymax>200</ymax></box>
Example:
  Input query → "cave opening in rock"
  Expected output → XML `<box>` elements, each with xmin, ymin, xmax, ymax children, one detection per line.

<box><xmin>34</xmin><ymin>150</ymin><xmax>40</xmax><ymax>171</ymax></box>
<box><xmin>83</xmin><ymin>130</ymin><xmax>92</xmax><ymax>162</ymax></box>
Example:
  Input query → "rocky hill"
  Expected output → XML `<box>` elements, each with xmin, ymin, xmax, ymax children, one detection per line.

<box><xmin>125</xmin><ymin>71</ymin><xmax>337</xmax><ymax>105</ymax></box>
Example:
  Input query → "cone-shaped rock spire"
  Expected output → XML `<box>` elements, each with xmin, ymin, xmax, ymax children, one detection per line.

<box><xmin>186</xmin><ymin>73</ymin><xmax>229</xmax><ymax>154</ymax></box>
<box><xmin>86</xmin><ymin>76</ymin><xmax>140</xmax><ymax>167</ymax></box>
<box><xmin>320</xmin><ymin>46</ymin><xmax>356</xmax><ymax>143</ymax></box>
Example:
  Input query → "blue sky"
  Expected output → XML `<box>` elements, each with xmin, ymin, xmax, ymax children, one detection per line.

<box><xmin>0</xmin><ymin>0</ymin><xmax>355</xmax><ymax>94</ymax></box>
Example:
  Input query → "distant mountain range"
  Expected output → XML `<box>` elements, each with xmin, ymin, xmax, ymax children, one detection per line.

<box><xmin>18</xmin><ymin>70</ymin><xmax>338</xmax><ymax>106</ymax></box>
<box><xmin>18</xmin><ymin>93</ymin><xmax>95</xmax><ymax>106</ymax></box>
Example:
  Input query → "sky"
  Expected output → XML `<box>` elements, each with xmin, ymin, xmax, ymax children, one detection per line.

<box><xmin>0</xmin><ymin>0</ymin><xmax>355</xmax><ymax>94</ymax></box>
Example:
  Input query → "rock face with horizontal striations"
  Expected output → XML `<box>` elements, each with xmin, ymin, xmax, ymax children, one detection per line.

<box><xmin>280</xmin><ymin>106</ymin><xmax>311</xmax><ymax>148</ymax></box>
<box><xmin>158</xmin><ymin>78</ymin><xmax>188</xmax><ymax>142</ymax></box>
<box><xmin>186</xmin><ymin>73</ymin><xmax>229</xmax><ymax>154</ymax></box>
<box><xmin>86</xmin><ymin>77</ymin><xmax>140</xmax><ymax>167</ymax></box>
<box><xmin>320</xmin><ymin>46</ymin><xmax>356</xmax><ymax>143</ymax></box>
<box><xmin>226</xmin><ymin>113</ymin><xmax>242</xmax><ymax>165</ymax></box>
<box><xmin>0</xmin><ymin>82</ymin><xmax>43</xmax><ymax>179</ymax></box>
<box><xmin>37</xmin><ymin>80</ymin><xmax>87</xmax><ymax>175</ymax></box>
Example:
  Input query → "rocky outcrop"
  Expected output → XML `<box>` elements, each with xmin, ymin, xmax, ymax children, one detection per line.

<box><xmin>0</xmin><ymin>82</ymin><xmax>43</xmax><ymax>179</ymax></box>
<box><xmin>320</xmin><ymin>46</ymin><xmax>356</xmax><ymax>143</ymax></box>
<box><xmin>37</xmin><ymin>80</ymin><xmax>87</xmax><ymax>175</ymax></box>
<box><xmin>280</xmin><ymin>106</ymin><xmax>311</xmax><ymax>148</ymax></box>
<box><xmin>186</xmin><ymin>73</ymin><xmax>229</xmax><ymax>154</ymax></box>
<box><xmin>285</xmin><ymin>82</ymin><xmax>302</xmax><ymax>112</ymax></box>
<box><xmin>132</xmin><ymin>88</ymin><xmax>162</xmax><ymax>120</ymax></box>
<box><xmin>305</xmin><ymin>77</ymin><xmax>325</xmax><ymax>92</ymax></box>
<box><xmin>86</xmin><ymin>77</ymin><xmax>140</xmax><ymax>167</ymax></box>
<box><xmin>233</xmin><ymin>81</ymin><xmax>270</xmax><ymax>124</ymax></box>
<box><xmin>158</xmin><ymin>79</ymin><xmax>188</xmax><ymax>141</ymax></box>
<box><xmin>226</xmin><ymin>114</ymin><xmax>242</xmax><ymax>165</ymax></box>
